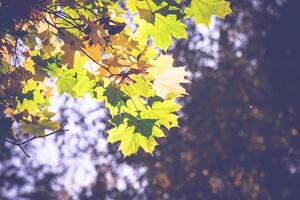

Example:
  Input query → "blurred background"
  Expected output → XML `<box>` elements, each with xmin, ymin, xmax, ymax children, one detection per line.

<box><xmin>1</xmin><ymin>0</ymin><xmax>300</xmax><ymax>199</ymax></box>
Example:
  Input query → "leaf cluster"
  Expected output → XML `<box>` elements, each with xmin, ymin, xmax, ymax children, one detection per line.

<box><xmin>0</xmin><ymin>0</ymin><xmax>231</xmax><ymax>156</ymax></box>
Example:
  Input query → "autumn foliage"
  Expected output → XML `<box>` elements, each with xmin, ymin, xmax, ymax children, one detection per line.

<box><xmin>0</xmin><ymin>0</ymin><xmax>231</xmax><ymax>156</ymax></box>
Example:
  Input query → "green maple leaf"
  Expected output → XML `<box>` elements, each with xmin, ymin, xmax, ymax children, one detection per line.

<box><xmin>51</xmin><ymin>67</ymin><xmax>78</xmax><ymax>95</ymax></box>
<box><xmin>135</xmin><ymin>14</ymin><xmax>187</xmax><ymax>50</ymax></box>
<box><xmin>141</xmin><ymin>100</ymin><xmax>180</xmax><ymax>129</ymax></box>
<box><xmin>72</xmin><ymin>71</ymin><xmax>95</xmax><ymax>97</ymax></box>
<box><xmin>134</xmin><ymin>17</ymin><xmax>153</xmax><ymax>45</ymax></box>
<box><xmin>118</xmin><ymin>133</ymin><xmax>140</xmax><ymax>157</ymax></box>
<box><xmin>122</xmin><ymin>75</ymin><xmax>155</xmax><ymax>98</ymax></box>
<box><xmin>107</xmin><ymin>120</ymin><xmax>141</xmax><ymax>157</ymax></box>
<box><xmin>107</xmin><ymin>123</ymin><xmax>135</xmax><ymax>143</ymax></box>
<box><xmin>127</xmin><ymin>115</ymin><xmax>158</xmax><ymax>137</ymax></box>
<box><xmin>107</xmin><ymin>114</ymin><xmax>163</xmax><ymax>156</ymax></box>
<box><xmin>118</xmin><ymin>132</ymin><xmax>158</xmax><ymax>157</ymax></box>
<box><xmin>103</xmin><ymin>84</ymin><xmax>128</xmax><ymax>116</ymax></box>
<box><xmin>1</xmin><ymin>0</ymin><xmax>232</xmax><ymax>158</ymax></box>
<box><xmin>126</xmin><ymin>0</ymin><xmax>138</xmax><ymax>12</ymax></box>
<box><xmin>185</xmin><ymin>0</ymin><xmax>232</xmax><ymax>27</ymax></box>
<box><xmin>151</xmin><ymin>126</ymin><xmax>166</xmax><ymax>137</ymax></box>
<box><xmin>121</xmin><ymin>96</ymin><xmax>147</xmax><ymax>117</ymax></box>
<box><xmin>21</xmin><ymin>120</ymin><xmax>60</xmax><ymax>137</ymax></box>
<box><xmin>151</xmin><ymin>14</ymin><xmax>187</xmax><ymax>50</ymax></box>
<box><xmin>127</xmin><ymin>0</ymin><xmax>167</xmax><ymax>16</ymax></box>
<box><xmin>107</xmin><ymin>119</ymin><xmax>159</xmax><ymax>156</ymax></box>
<box><xmin>137</xmin><ymin>135</ymin><xmax>158</xmax><ymax>154</ymax></box>
<box><xmin>56</xmin><ymin>75</ymin><xmax>78</xmax><ymax>95</ymax></box>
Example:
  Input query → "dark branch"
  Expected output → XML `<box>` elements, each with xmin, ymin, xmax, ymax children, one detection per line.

<box><xmin>79</xmin><ymin>48</ymin><xmax>112</xmax><ymax>74</ymax></box>
<box><xmin>4</xmin><ymin>124</ymin><xmax>69</xmax><ymax>158</ymax></box>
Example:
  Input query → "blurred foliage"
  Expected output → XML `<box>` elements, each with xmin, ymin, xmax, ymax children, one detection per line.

<box><xmin>1</xmin><ymin>0</ymin><xmax>300</xmax><ymax>199</ymax></box>
<box><xmin>133</xmin><ymin>0</ymin><xmax>300</xmax><ymax>199</ymax></box>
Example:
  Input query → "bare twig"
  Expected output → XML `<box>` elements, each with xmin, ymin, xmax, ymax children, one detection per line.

<box><xmin>4</xmin><ymin>139</ymin><xmax>31</xmax><ymax>158</ymax></box>
<box><xmin>4</xmin><ymin>124</ymin><xmax>69</xmax><ymax>158</ymax></box>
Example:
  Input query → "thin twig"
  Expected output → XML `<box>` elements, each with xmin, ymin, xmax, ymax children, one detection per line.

<box><xmin>4</xmin><ymin>124</ymin><xmax>69</xmax><ymax>158</ymax></box>
<box><xmin>20</xmin><ymin>127</ymin><xmax>68</xmax><ymax>146</ymax></box>
<box><xmin>79</xmin><ymin>48</ymin><xmax>112</xmax><ymax>74</ymax></box>
<box><xmin>4</xmin><ymin>139</ymin><xmax>31</xmax><ymax>158</ymax></box>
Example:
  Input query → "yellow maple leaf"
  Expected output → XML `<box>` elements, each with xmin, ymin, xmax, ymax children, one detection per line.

<box><xmin>148</xmin><ymin>55</ymin><xmax>190</xmax><ymax>98</ymax></box>
<box><xmin>23</xmin><ymin>57</ymin><xmax>35</xmax><ymax>74</ymax></box>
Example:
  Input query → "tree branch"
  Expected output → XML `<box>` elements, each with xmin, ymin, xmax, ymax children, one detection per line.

<box><xmin>4</xmin><ymin>124</ymin><xmax>69</xmax><ymax>158</ymax></box>
<box><xmin>79</xmin><ymin>48</ymin><xmax>112</xmax><ymax>74</ymax></box>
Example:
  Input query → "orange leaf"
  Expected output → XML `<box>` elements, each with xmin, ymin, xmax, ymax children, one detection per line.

<box><xmin>83</xmin><ymin>42</ymin><xmax>102</xmax><ymax>61</ymax></box>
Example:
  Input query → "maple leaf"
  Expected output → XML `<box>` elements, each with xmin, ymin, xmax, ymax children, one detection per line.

<box><xmin>121</xmin><ymin>96</ymin><xmax>147</xmax><ymax>117</ymax></box>
<box><xmin>61</xmin><ymin>33</ymin><xmax>84</xmax><ymax>68</ymax></box>
<box><xmin>122</xmin><ymin>75</ymin><xmax>155</xmax><ymax>98</ymax></box>
<box><xmin>110</xmin><ymin>32</ymin><xmax>139</xmax><ymax>52</ymax></box>
<box><xmin>149</xmin><ymin>55</ymin><xmax>190</xmax><ymax>98</ymax></box>
<box><xmin>23</xmin><ymin>57</ymin><xmax>35</xmax><ymax>75</ymax></box>
<box><xmin>107</xmin><ymin>110</ymin><xmax>162</xmax><ymax>156</ymax></box>
<box><xmin>83</xmin><ymin>59</ymin><xmax>101</xmax><ymax>75</ymax></box>
<box><xmin>83</xmin><ymin>58</ymin><xmax>119</xmax><ymax>77</ymax></box>
<box><xmin>56</xmin><ymin>70</ymin><xmax>78</xmax><ymax>95</ymax></box>
<box><xmin>118</xmin><ymin>132</ymin><xmax>158</xmax><ymax>157</ymax></box>
<box><xmin>61</xmin><ymin>45</ymin><xmax>74</xmax><ymax>67</ymax></box>
<box><xmin>127</xmin><ymin>0</ymin><xmax>166</xmax><ymax>15</ymax></box>
<box><xmin>36</xmin><ymin>21</ymin><xmax>49</xmax><ymax>34</ymax></box>
<box><xmin>127</xmin><ymin>0</ymin><xmax>167</xmax><ymax>22</ymax></box>
<box><xmin>154</xmin><ymin>66</ymin><xmax>189</xmax><ymax>98</ymax></box>
<box><xmin>72</xmin><ymin>71</ymin><xmax>95</xmax><ymax>97</ymax></box>
<box><xmin>141</xmin><ymin>99</ymin><xmax>181</xmax><ymax>129</ymax></box>
<box><xmin>82</xmin><ymin>42</ymin><xmax>102</xmax><ymax>61</ymax></box>
<box><xmin>107</xmin><ymin>123</ymin><xmax>135</xmax><ymax>143</ymax></box>
<box><xmin>134</xmin><ymin>17</ymin><xmax>154</xmax><ymax>46</ymax></box>
<box><xmin>185</xmin><ymin>0</ymin><xmax>232</xmax><ymax>27</ymax></box>
<box><xmin>42</xmin><ymin>86</ymin><xmax>53</xmax><ymax>97</ymax></box>
<box><xmin>138</xmin><ymin>135</ymin><xmax>158</xmax><ymax>155</ymax></box>
<box><xmin>152</xmin><ymin>14</ymin><xmax>187</xmax><ymax>50</ymax></box>
<box><xmin>84</xmin><ymin>19</ymin><xmax>108</xmax><ymax>45</ymax></box>
<box><xmin>107</xmin><ymin>121</ymin><xmax>153</xmax><ymax>157</ymax></box>
<box><xmin>21</xmin><ymin>120</ymin><xmax>60</xmax><ymax>137</ymax></box>
<box><xmin>103</xmin><ymin>84</ymin><xmax>128</xmax><ymax>116</ymax></box>
<box><xmin>118</xmin><ymin>132</ymin><xmax>141</xmax><ymax>157</ymax></box>
<box><xmin>0</xmin><ymin>0</ymin><xmax>232</xmax><ymax>157</ymax></box>
<box><xmin>135</xmin><ymin>14</ymin><xmax>187</xmax><ymax>50</ymax></box>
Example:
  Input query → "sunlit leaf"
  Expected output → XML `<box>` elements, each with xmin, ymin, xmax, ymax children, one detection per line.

<box><xmin>185</xmin><ymin>0</ymin><xmax>232</xmax><ymax>27</ymax></box>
